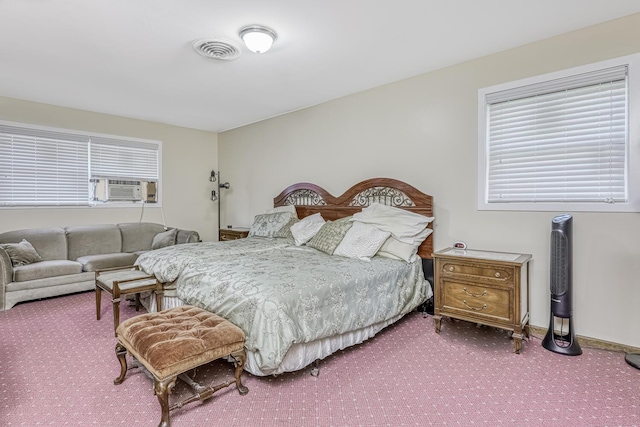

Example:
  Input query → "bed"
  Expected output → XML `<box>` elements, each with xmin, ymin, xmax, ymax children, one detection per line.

<box><xmin>135</xmin><ymin>178</ymin><xmax>434</xmax><ymax>376</ymax></box>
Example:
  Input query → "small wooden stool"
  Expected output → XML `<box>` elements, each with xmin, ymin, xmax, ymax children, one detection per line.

<box><xmin>114</xmin><ymin>306</ymin><xmax>248</xmax><ymax>427</ymax></box>
<box><xmin>95</xmin><ymin>266</ymin><xmax>163</xmax><ymax>336</ymax></box>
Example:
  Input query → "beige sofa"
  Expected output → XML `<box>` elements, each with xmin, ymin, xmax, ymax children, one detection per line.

<box><xmin>0</xmin><ymin>222</ymin><xmax>200</xmax><ymax>311</ymax></box>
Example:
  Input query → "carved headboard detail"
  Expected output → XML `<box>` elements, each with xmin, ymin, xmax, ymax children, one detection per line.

<box><xmin>273</xmin><ymin>178</ymin><xmax>433</xmax><ymax>259</ymax></box>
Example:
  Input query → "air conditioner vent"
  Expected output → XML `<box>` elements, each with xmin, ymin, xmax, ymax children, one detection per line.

<box><xmin>193</xmin><ymin>38</ymin><xmax>241</xmax><ymax>61</ymax></box>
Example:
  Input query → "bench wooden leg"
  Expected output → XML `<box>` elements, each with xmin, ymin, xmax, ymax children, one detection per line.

<box><xmin>114</xmin><ymin>342</ymin><xmax>128</xmax><ymax>385</ymax></box>
<box><xmin>95</xmin><ymin>286</ymin><xmax>102</xmax><ymax>320</ymax></box>
<box><xmin>135</xmin><ymin>293</ymin><xmax>141</xmax><ymax>312</ymax></box>
<box><xmin>155</xmin><ymin>288</ymin><xmax>163</xmax><ymax>312</ymax></box>
<box><xmin>111</xmin><ymin>297</ymin><xmax>121</xmax><ymax>336</ymax></box>
<box><xmin>231</xmin><ymin>350</ymin><xmax>249</xmax><ymax>395</ymax></box>
<box><xmin>155</xmin><ymin>376</ymin><xmax>177</xmax><ymax>427</ymax></box>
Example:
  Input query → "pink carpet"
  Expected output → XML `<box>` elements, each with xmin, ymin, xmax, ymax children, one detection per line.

<box><xmin>1</xmin><ymin>291</ymin><xmax>638</xmax><ymax>426</ymax></box>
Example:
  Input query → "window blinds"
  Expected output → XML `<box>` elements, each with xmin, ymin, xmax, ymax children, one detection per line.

<box><xmin>0</xmin><ymin>125</ymin><xmax>90</xmax><ymax>206</ymax></box>
<box><xmin>90</xmin><ymin>137</ymin><xmax>159</xmax><ymax>181</ymax></box>
<box><xmin>0</xmin><ymin>124</ymin><xmax>160</xmax><ymax>207</ymax></box>
<box><xmin>485</xmin><ymin>65</ymin><xmax>628</xmax><ymax>203</ymax></box>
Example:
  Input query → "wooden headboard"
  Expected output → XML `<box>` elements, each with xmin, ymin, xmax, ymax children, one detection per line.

<box><xmin>273</xmin><ymin>178</ymin><xmax>434</xmax><ymax>259</ymax></box>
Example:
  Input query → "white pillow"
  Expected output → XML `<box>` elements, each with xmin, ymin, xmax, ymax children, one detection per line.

<box><xmin>334</xmin><ymin>222</ymin><xmax>390</xmax><ymax>262</ymax></box>
<box><xmin>290</xmin><ymin>213</ymin><xmax>325</xmax><ymax>246</ymax></box>
<box><xmin>377</xmin><ymin>228</ymin><xmax>433</xmax><ymax>262</ymax></box>
<box><xmin>265</xmin><ymin>205</ymin><xmax>298</xmax><ymax>218</ymax></box>
<box><xmin>352</xmin><ymin>203</ymin><xmax>434</xmax><ymax>244</ymax></box>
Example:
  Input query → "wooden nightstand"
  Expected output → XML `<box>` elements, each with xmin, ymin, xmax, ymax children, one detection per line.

<box><xmin>433</xmin><ymin>247</ymin><xmax>532</xmax><ymax>354</ymax></box>
<box><xmin>219</xmin><ymin>228</ymin><xmax>250</xmax><ymax>241</ymax></box>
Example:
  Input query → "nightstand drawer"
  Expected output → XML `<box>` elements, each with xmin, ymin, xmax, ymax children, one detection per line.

<box><xmin>442</xmin><ymin>281</ymin><xmax>512</xmax><ymax>321</ymax></box>
<box><xmin>219</xmin><ymin>228</ymin><xmax>249</xmax><ymax>241</ymax></box>
<box><xmin>440</xmin><ymin>261</ymin><xmax>513</xmax><ymax>283</ymax></box>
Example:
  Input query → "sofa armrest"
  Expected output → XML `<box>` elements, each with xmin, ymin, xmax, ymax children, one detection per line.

<box><xmin>176</xmin><ymin>229</ymin><xmax>200</xmax><ymax>244</ymax></box>
<box><xmin>0</xmin><ymin>247</ymin><xmax>13</xmax><ymax>311</ymax></box>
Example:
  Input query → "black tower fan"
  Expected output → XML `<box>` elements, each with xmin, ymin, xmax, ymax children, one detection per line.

<box><xmin>542</xmin><ymin>214</ymin><xmax>582</xmax><ymax>355</ymax></box>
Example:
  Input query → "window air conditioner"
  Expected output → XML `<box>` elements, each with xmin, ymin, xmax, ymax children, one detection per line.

<box><xmin>107</xmin><ymin>180</ymin><xmax>143</xmax><ymax>201</ymax></box>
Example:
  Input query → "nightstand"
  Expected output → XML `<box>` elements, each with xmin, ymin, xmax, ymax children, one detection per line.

<box><xmin>433</xmin><ymin>247</ymin><xmax>532</xmax><ymax>354</ymax></box>
<box><xmin>219</xmin><ymin>228</ymin><xmax>250</xmax><ymax>241</ymax></box>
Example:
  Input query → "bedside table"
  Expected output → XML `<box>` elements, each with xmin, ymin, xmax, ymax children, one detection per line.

<box><xmin>433</xmin><ymin>247</ymin><xmax>532</xmax><ymax>354</ymax></box>
<box><xmin>219</xmin><ymin>228</ymin><xmax>249</xmax><ymax>241</ymax></box>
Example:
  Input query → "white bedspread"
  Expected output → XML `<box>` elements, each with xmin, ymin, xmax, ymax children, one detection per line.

<box><xmin>174</xmin><ymin>245</ymin><xmax>430</xmax><ymax>375</ymax></box>
<box><xmin>135</xmin><ymin>237</ymin><xmax>293</xmax><ymax>282</ymax></box>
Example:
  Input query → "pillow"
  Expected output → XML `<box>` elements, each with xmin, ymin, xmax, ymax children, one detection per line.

<box><xmin>265</xmin><ymin>205</ymin><xmax>299</xmax><ymax>218</ymax></box>
<box><xmin>248</xmin><ymin>212</ymin><xmax>294</xmax><ymax>238</ymax></box>
<box><xmin>0</xmin><ymin>239</ymin><xmax>43</xmax><ymax>266</ymax></box>
<box><xmin>306</xmin><ymin>220</ymin><xmax>354</xmax><ymax>255</ymax></box>
<box><xmin>377</xmin><ymin>228</ymin><xmax>433</xmax><ymax>262</ymax></box>
<box><xmin>333</xmin><ymin>222</ymin><xmax>390</xmax><ymax>262</ymax></box>
<box><xmin>352</xmin><ymin>203</ymin><xmax>434</xmax><ymax>244</ymax></box>
<box><xmin>290</xmin><ymin>213</ymin><xmax>325</xmax><ymax>246</ymax></box>
<box><xmin>273</xmin><ymin>217</ymin><xmax>300</xmax><ymax>239</ymax></box>
<box><xmin>151</xmin><ymin>228</ymin><xmax>178</xmax><ymax>250</ymax></box>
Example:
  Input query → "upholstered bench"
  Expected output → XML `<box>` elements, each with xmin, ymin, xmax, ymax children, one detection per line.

<box><xmin>114</xmin><ymin>306</ymin><xmax>249</xmax><ymax>427</ymax></box>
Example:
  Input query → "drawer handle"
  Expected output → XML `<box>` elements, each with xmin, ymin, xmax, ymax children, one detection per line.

<box><xmin>495</xmin><ymin>272</ymin><xmax>501</xmax><ymax>278</ymax></box>
<box><xmin>462</xmin><ymin>287</ymin><xmax>487</xmax><ymax>298</ymax></box>
<box><xmin>448</xmin><ymin>266</ymin><xmax>454</xmax><ymax>272</ymax></box>
<box><xmin>462</xmin><ymin>300</ymin><xmax>487</xmax><ymax>311</ymax></box>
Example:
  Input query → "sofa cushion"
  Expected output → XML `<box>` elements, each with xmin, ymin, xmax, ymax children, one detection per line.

<box><xmin>13</xmin><ymin>260</ymin><xmax>83</xmax><ymax>282</ymax></box>
<box><xmin>6</xmin><ymin>271</ymin><xmax>94</xmax><ymax>292</ymax></box>
<box><xmin>65</xmin><ymin>225</ymin><xmax>122</xmax><ymax>261</ymax></box>
<box><xmin>0</xmin><ymin>228</ymin><xmax>67</xmax><ymax>261</ymax></box>
<box><xmin>118</xmin><ymin>222</ymin><xmax>167</xmax><ymax>253</ymax></box>
<box><xmin>76</xmin><ymin>253</ymin><xmax>139</xmax><ymax>272</ymax></box>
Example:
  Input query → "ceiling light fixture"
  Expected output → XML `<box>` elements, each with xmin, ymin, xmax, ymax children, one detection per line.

<box><xmin>239</xmin><ymin>25</ymin><xmax>277</xmax><ymax>54</ymax></box>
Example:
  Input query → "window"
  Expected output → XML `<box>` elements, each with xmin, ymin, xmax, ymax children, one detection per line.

<box><xmin>478</xmin><ymin>54</ymin><xmax>640</xmax><ymax>212</ymax></box>
<box><xmin>0</xmin><ymin>122</ymin><xmax>161</xmax><ymax>207</ymax></box>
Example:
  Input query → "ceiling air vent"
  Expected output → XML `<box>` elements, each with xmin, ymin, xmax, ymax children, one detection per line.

<box><xmin>192</xmin><ymin>38</ymin><xmax>241</xmax><ymax>61</ymax></box>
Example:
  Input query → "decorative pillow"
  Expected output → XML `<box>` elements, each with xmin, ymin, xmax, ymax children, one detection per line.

<box><xmin>377</xmin><ymin>228</ymin><xmax>433</xmax><ymax>262</ymax></box>
<box><xmin>290</xmin><ymin>213</ymin><xmax>325</xmax><ymax>246</ymax></box>
<box><xmin>352</xmin><ymin>203</ymin><xmax>434</xmax><ymax>244</ymax></box>
<box><xmin>248</xmin><ymin>212</ymin><xmax>294</xmax><ymax>238</ymax></box>
<box><xmin>151</xmin><ymin>228</ymin><xmax>178</xmax><ymax>250</ymax></box>
<box><xmin>273</xmin><ymin>217</ymin><xmax>300</xmax><ymax>239</ymax></box>
<box><xmin>0</xmin><ymin>239</ymin><xmax>43</xmax><ymax>266</ymax></box>
<box><xmin>306</xmin><ymin>220</ymin><xmax>354</xmax><ymax>255</ymax></box>
<box><xmin>265</xmin><ymin>205</ymin><xmax>299</xmax><ymax>218</ymax></box>
<box><xmin>333</xmin><ymin>222</ymin><xmax>391</xmax><ymax>262</ymax></box>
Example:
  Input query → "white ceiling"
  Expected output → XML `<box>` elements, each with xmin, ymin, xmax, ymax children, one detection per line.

<box><xmin>2</xmin><ymin>1</ymin><xmax>640</xmax><ymax>133</ymax></box>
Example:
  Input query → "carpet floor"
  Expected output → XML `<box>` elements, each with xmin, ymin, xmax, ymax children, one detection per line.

<box><xmin>0</xmin><ymin>291</ymin><xmax>638</xmax><ymax>426</ymax></box>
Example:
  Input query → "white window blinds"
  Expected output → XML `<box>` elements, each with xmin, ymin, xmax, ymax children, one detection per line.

<box><xmin>0</xmin><ymin>123</ymin><xmax>161</xmax><ymax>207</ymax></box>
<box><xmin>485</xmin><ymin>65</ymin><xmax>628</xmax><ymax>204</ymax></box>
<box><xmin>0</xmin><ymin>125</ymin><xmax>90</xmax><ymax>206</ymax></box>
<box><xmin>90</xmin><ymin>137</ymin><xmax>159</xmax><ymax>181</ymax></box>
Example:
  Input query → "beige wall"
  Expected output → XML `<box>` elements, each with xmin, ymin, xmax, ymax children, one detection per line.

<box><xmin>0</xmin><ymin>97</ymin><xmax>219</xmax><ymax>241</ymax></box>
<box><xmin>220</xmin><ymin>13</ymin><xmax>640</xmax><ymax>348</ymax></box>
